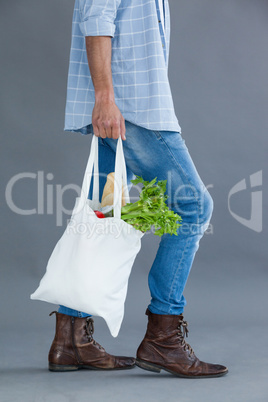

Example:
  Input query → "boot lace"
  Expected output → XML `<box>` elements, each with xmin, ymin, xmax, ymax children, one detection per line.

<box><xmin>85</xmin><ymin>317</ymin><xmax>104</xmax><ymax>350</ymax></box>
<box><xmin>177</xmin><ymin>318</ymin><xmax>194</xmax><ymax>356</ymax></box>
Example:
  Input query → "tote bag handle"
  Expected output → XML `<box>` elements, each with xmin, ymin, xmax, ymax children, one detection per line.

<box><xmin>113</xmin><ymin>136</ymin><xmax>129</xmax><ymax>219</ymax></box>
<box><xmin>78</xmin><ymin>135</ymin><xmax>130</xmax><ymax>219</ymax></box>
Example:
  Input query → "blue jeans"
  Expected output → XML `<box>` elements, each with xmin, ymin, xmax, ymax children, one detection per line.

<box><xmin>59</xmin><ymin>120</ymin><xmax>213</xmax><ymax>318</ymax></box>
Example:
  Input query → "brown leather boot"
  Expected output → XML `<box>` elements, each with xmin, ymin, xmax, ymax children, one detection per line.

<box><xmin>48</xmin><ymin>311</ymin><xmax>135</xmax><ymax>372</ymax></box>
<box><xmin>136</xmin><ymin>308</ymin><xmax>228</xmax><ymax>378</ymax></box>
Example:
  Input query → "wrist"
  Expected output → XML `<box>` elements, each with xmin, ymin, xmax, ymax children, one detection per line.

<box><xmin>95</xmin><ymin>89</ymin><xmax>115</xmax><ymax>103</ymax></box>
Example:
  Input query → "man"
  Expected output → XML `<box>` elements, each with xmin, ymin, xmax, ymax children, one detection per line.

<box><xmin>48</xmin><ymin>0</ymin><xmax>228</xmax><ymax>378</ymax></box>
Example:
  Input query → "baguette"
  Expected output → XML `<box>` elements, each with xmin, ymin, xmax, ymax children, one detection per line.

<box><xmin>101</xmin><ymin>172</ymin><xmax>126</xmax><ymax>208</ymax></box>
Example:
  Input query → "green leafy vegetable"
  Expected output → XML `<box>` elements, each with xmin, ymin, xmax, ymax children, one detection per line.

<box><xmin>117</xmin><ymin>176</ymin><xmax>182</xmax><ymax>236</ymax></box>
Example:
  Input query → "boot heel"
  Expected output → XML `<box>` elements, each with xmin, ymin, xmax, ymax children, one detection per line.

<box><xmin>135</xmin><ymin>358</ymin><xmax>161</xmax><ymax>373</ymax></box>
<box><xmin>48</xmin><ymin>363</ymin><xmax>79</xmax><ymax>372</ymax></box>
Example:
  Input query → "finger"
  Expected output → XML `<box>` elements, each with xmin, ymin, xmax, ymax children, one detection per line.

<box><xmin>99</xmin><ymin>124</ymin><xmax>107</xmax><ymax>139</ymax></box>
<box><xmin>120</xmin><ymin>118</ymin><xmax>126</xmax><ymax>140</ymax></box>
<box><xmin>112</xmin><ymin>121</ymin><xmax>120</xmax><ymax>140</ymax></box>
<box><xmin>106</xmin><ymin>124</ymin><xmax>113</xmax><ymax>139</ymax></box>
<box><xmin>92</xmin><ymin>124</ymin><xmax>100</xmax><ymax>137</ymax></box>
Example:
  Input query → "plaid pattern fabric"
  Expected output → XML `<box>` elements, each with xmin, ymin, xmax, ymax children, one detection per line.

<box><xmin>64</xmin><ymin>0</ymin><xmax>182</xmax><ymax>135</ymax></box>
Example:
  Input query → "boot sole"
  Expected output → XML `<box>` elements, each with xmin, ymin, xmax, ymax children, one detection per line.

<box><xmin>48</xmin><ymin>363</ymin><xmax>136</xmax><ymax>372</ymax></box>
<box><xmin>135</xmin><ymin>358</ymin><xmax>228</xmax><ymax>378</ymax></box>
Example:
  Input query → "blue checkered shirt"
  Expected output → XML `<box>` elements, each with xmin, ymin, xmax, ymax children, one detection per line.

<box><xmin>64</xmin><ymin>0</ymin><xmax>182</xmax><ymax>135</ymax></box>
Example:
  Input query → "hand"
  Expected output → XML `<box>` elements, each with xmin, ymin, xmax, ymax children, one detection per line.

<box><xmin>92</xmin><ymin>98</ymin><xmax>126</xmax><ymax>140</ymax></box>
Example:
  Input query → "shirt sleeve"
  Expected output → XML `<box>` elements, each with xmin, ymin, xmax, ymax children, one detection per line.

<box><xmin>78</xmin><ymin>0</ymin><xmax>122</xmax><ymax>38</ymax></box>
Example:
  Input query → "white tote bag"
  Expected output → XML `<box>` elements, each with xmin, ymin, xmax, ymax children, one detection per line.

<box><xmin>31</xmin><ymin>135</ymin><xmax>144</xmax><ymax>337</ymax></box>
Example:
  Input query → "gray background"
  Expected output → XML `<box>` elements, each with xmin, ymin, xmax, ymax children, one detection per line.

<box><xmin>1</xmin><ymin>0</ymin><xmax>267</xmax><ymax>401</ymax></box>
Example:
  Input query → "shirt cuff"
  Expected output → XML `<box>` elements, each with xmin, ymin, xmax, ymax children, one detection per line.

<box><xmin>79</xmin><ymin>17</ymin><xmax>116</xmax><ymax>37</ymax></box>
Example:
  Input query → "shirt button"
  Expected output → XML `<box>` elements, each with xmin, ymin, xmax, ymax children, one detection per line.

<box><xmin>158</xmin><ymin>20</ymin><xmax>161</xmax><ymax>23</ymax></box>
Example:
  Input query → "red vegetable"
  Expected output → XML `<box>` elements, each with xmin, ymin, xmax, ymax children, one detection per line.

<box><xmin>94</xmin><ymin>210</ymin><xmax>105</xmax><ymax>219</ymax></box>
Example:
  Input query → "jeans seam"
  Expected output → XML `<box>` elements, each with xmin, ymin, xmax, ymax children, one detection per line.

<box><xmin>167</xmin><ymin>235</ymin><xmax>191</xmax><ymax>312</ymax></box>
<box><xmin>156</xmin><ymin>132</ymin><xmax>199</xmax><ymax>202</ymax></box>
<box><xmin>166</xmin><ymin>187</ymin><xmax>201</xmax><ymax>312</ymax></box>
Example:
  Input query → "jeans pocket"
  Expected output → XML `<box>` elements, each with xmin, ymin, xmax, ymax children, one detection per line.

<box><xmin>99</xmin><ymin>137</ymin><xmax>109</xmax><ymax>147</ymax></box>
<box><xmin>151</xmin><ymin>129</ymin><xmax>185</xmax><ymax>144</ymax></box>
<box><xmin>151</xmin><ymin>130</ymin><xmax>162</xmax><ymax>140</ymax></box>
